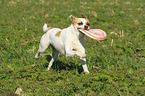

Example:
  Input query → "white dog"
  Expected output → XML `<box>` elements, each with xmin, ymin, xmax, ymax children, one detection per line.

<box><xmin>35</xmin><ymin>15</ymin><xmax>90</xmax><ymax>73</ymax></box>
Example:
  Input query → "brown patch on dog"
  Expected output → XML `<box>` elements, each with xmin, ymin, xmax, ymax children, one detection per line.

<box><xmin>48</xmin><ymin>27</ymin><xmax>55</xmax><ymax>30</ymax></box>
<box><xmin>85</xmin><ymin>19</ymin><xmax>90</xmax><ymax>25</ymax></box>
<box><xmin>72</xmin><ymin>18</ymin><xmax>82</xmax><ymax>25</ymax></box>
<box><xmin>45</xmin><ymin>27</ymin><xmax>55</xmax><ymax>32</ymax></box>
<box><xmin>55</xmin><ymin>31</ymin><xmax>61</xmax><ymax>37</ymax></box>
<box><xmin>82</xmin><ymin>14</ymin><xmax>88</xmax><ymax>19</ymax></box>
<box><xmin>82</xmin><ymin>15</ymin><xmax>90</xmax><ymax>25</ymax></box>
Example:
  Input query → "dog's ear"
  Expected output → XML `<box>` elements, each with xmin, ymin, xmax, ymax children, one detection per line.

<box><xmin>82</xmin><ymin>14</ymin><xmax>88</xmax><ymax>19</ymax></box>
<box><xmin>69</xmin><ymin>15</ymin><xmax>76</xmax><ymax>20</ymax></box>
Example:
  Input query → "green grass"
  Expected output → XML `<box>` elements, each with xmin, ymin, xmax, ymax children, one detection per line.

<box><xmin>0</xmin><ymin>0</ymin><xmax>145</xmax><ymax>95</ymax></box>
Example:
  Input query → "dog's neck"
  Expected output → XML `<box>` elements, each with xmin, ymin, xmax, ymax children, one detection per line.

<box><xmin>70</xmin><ymin>24</ymin><xmax>79</xmax><ymax>35</ymax></box>
<box><xmin>68</xmin><ymin>24</ymin><xmax>84</xmax><ymax>40</ymax></box>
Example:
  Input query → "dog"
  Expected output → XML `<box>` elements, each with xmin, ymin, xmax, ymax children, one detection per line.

<box><xmin>35</xmin><ymin>15</ymin><xmax>90</xmax><ymax>73</ymax></box>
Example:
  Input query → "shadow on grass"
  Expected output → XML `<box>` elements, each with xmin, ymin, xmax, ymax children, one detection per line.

<box><xmin>44</xmin><ymin>55</ymin><xmax>83</xmax><ymax>74</ymax></box>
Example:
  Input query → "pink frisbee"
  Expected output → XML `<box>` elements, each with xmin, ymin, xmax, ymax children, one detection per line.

<box><xmin>79</xmin><ymin>29</ymin><xmax>107</xmax><ymax>40</ymax></box>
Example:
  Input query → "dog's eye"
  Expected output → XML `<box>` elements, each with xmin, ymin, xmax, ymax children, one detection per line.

<box><xmin>78</xmin><ymin>22</ymin><xmax>83</xmax><ymax>25</ymax></box>
<box><xmin>87</xmin><ymin>23</ymin><xmax>90</xmax><ymax>26</ymax></box>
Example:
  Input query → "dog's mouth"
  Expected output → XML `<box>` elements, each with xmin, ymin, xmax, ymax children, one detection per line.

<box><xmin>77</xmin><ymin>28</ymin><xmax>86</xmax><ymax>35</ymax></box>
<box><xmin>78</xmin><ymin>28</ymin><xmax>89</xmax><ymax>31</ymax></box>
<box><xmin>78</xmin><ymin>28</ymin><xmax>89</xmax><ymax>32</ymax></box>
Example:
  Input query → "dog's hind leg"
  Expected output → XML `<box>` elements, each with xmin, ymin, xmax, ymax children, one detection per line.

<box><xmin>47</xmin><ymin>46</ymin><xmax>59</xmax><ymax>70</ymax></box>
<box><xmin>35</xmin><ymin>36</ymin><xmax>50</xmax><ymax>58</ymax></box>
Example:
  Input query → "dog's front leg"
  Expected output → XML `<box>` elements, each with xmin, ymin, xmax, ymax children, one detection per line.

<box><xmin>80</xmin><ymin>58</ymin><xmax>89</xmax><ymax>73</ymax></box>
<box><xmin>65</xmin><ymin>45</ymin><xmax>89</xmax><ymax>73</ymax></box>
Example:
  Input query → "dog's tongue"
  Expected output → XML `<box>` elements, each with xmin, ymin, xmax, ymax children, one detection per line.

<box><xmin>79</xmin><ymin>29</ymin><xmax>107</xmax><ymax>40</ymax></box>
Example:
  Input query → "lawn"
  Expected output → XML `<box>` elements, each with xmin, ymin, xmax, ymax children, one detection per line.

<box><xmin>0</xmin><ymin>0</ymin><xmax>145</xmax><ymax>95</ymax></box>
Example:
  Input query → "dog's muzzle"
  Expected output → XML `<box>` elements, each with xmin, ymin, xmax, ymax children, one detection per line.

<box><xmin>84</xmin><ymin>25</ymin><xmax>90</xmax><ymax>30</ymax></box>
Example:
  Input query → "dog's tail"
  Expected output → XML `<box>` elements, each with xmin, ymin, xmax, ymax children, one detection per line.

<box><xmin>43</xmin><ymin>23</ymin><xmax>55</xmax><ymax>32</ymax></box>
<box><xmin>43</xmin><ymin>23</ymin><xmax>48</xmax><ymax>32</ymax></box>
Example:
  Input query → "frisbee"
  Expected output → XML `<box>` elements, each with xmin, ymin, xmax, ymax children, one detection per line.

<box><xmin>79</xmin><ymin>29</ymin><xmax>107</xmax><ymax>40</ymax></box>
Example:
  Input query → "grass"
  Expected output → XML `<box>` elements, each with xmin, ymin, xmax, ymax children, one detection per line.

<box><xmin>0</xmin><ymin>0</ymin><xmax>145</xmax><ymax>95</ymax></box>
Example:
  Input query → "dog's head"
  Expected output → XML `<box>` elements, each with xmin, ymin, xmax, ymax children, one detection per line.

<box><xmin>70</xmin><ymin>15</ymin><xmax>90</xmax><ymax>30</ymax></box>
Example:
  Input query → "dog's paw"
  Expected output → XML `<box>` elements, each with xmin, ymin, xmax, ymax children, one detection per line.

<box><xmin>47</xmin><ymin>67</ymin><xmax>51</xmax><ymax>71</ymax></box>
<box><xmin>35</xmin><ymin>55</ymin><xmax>39</xmax><ymax>59</ymax></box>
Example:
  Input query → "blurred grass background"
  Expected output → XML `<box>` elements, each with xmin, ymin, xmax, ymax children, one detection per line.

<box><xmin>0</xmin><ymin>0</ymin><xmax>145</xmax><ymax>95</ymax></box>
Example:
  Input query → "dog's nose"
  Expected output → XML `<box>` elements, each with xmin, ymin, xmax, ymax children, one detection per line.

<box><xmin>84</xmin><ymin>25</ymin><xmax>88</xmax><ymax>30</ymax></box>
